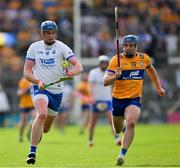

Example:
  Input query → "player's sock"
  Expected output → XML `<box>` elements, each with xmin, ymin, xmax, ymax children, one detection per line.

<box><xmin>30</xmin><ymin>145</ymin><xmax>37</xmax><ymax>154</ymax></box>
<box><xmin>120</xmin><ymin>148</ymin><xmax>127</xmax><ymax>156</ymax></box>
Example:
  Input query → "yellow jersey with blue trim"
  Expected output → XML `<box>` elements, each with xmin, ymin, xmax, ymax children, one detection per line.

<box><xmin>76</xmin><ymin>81</ymin><xmax>91</xmax><ymax>104</ymax></box>
<box><xmin>107</xmin><ymin>52</ymin><xmax>152</xmax><ymax>99</ymax></box>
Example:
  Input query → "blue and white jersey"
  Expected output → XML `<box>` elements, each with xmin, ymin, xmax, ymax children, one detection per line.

<box><xmin>88</xmin><ymin>67</ymin><xmax>112</xmax><ymax>101</ymax></box>
<box><xmin>26</xmin><ymin>40</ymin><xmax>74</xmax><ymax>94</ymax></box>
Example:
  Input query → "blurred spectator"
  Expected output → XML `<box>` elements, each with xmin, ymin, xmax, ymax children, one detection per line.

<box><xmin>0</xmin><ymin>47</ymin><xmax>22</xmax><ymax>114</ymax></box>
<box><xmin>175</xmin><ymin>68</ymin><xmax>180</xmax><ymax>89</ymax></box>
<box><xmin>165</xmin><ymin>26</ymin><xmax>178</xmax><ymax>57</ymax></box>
<box><xmin>81</xmin><ymin>0</ymin><xmax>180</xmax><ymax>60</ymax></box>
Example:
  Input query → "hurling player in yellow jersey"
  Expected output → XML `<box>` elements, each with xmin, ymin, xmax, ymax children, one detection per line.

<box><xmin>104</xmin><ymin>35</ymin><xmax>165</xmax><ymax>166</ymax></box>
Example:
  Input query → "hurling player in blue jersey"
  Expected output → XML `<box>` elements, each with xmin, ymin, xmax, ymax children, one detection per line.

<box><xmin>24</xmin><ymin>20</ymin><xmax>83</xmax><ymax>164</ymax></box>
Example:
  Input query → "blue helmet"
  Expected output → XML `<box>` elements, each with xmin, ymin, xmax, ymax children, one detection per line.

<box><xmin>122</xmin><ymin>35</ymin><xmax>138</xmax><ymax>45</ymax></box>
<box><xmin>41</xmin><ymin>21</ymin><xmax>58</xmax><ymax>31</ymax></box>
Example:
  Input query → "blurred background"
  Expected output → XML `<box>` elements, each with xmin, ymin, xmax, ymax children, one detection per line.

<box><xmin>0</xmin><ymin>0</ymin><xmax>180</xmax><ymax>128</ymax></box>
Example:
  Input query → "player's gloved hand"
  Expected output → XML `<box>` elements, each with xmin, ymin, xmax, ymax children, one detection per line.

<box><xmin>115</xmin><ymin>67</ymin><xmax>122</xmax><ymax>79</ymax></box>
<box><xmin>38</xmin><ymin>80</ymin><xmax>45</xmax><ymax>90</ymax></box>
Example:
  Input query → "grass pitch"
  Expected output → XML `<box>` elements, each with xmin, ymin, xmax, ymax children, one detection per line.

<box><xmin>0</xmin><ymin>124</ymin><xmax>180</xmax><ymax>167</ymax></box>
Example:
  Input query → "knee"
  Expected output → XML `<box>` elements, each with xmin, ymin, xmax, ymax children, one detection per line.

<box><xmin>127</xmin><ymin>119</ymin><xmax>136</xmax><ymax>129</ymax></box>
<box><xmin>37</xmin><ymin>113</ymin><xmax>47</xmax><ymax>122</ymax></box>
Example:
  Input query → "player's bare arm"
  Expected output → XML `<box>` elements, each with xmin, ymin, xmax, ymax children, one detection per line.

<box><xmin>24</xmin><ymin>59</ymin><xmax>45</xmax><ymax>90</ymax></box>
<box><xmin>146</xmin><ymin>65</ymin><xmax>165</xmax><ymax>96</ymax></box>
<box><xmin>66</xmin><ymin>57</ymin><xmax>83</xmax><ymax>77</ymax></box>
<box><xmin>23</xmin><ymin>59</ymin><xmax>39</xmax><ymax>85</ymax></box>
<box><xmin>104</xmin><ymin>67</ymin><xmax>122</xmax><ymax>86</ymax></box>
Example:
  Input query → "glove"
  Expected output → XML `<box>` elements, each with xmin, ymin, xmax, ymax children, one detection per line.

<box><xmin>38</xmin><ymin>81</ymin><xmax>45</xmax><ymax>90</ymax></box>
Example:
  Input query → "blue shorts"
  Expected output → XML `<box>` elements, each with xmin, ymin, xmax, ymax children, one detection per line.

<box><xmin>81</xmin><ymin>104</ymin><xmax>90</xmax><ymax>111</ymax></box>
<box><xmin>112</xmin><ymin>97</ymin><xmax>141</xmax><ymax>116</ymax></box>
<box><xmin>31</xmin><ymin>85</ymin><xmax>63</xmax><ymax>112</ymax></box>
<box><xmin>92</xmin><ymin>100</ymin><xmax>112</xmax><ymax>113</ymax></box>
<box><xmin>20</xmin><ymin>107</ymin><xmax>34</xmax><ymax>113</ymax></box>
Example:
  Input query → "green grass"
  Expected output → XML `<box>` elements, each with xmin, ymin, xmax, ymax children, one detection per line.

<box><xmin>0</xmin><ymin>124</ymin><xmax>180</xmax><ymax>167</ymax></box>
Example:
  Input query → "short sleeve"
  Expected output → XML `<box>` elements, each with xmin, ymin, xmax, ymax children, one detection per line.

<box><xmin>107</xmin><ymin>56</ymin><xmax>117</xmax><ymax>73</ymax></box>
<box><xmin>62</xmin><ymin>44</ymin><xmax>74</xmax><ymax>60</ymax></box>
<box><xmin>26</xmin><ymin>44</ymin><xmax>35</xmax><ymax>61</ymax></box>
<box><xmin>145</xmin><ymin>54</ymin><xmax>152</xmax><ymax>68</ymax></box>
